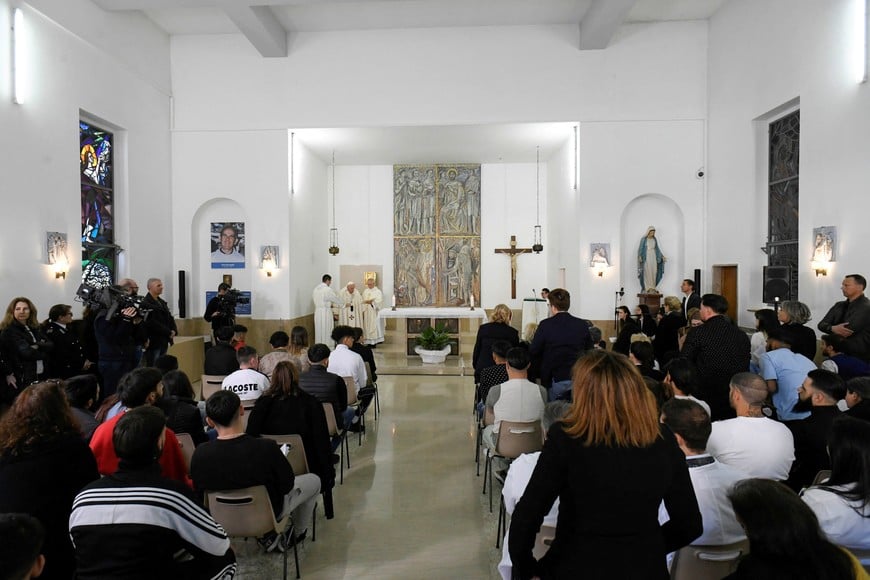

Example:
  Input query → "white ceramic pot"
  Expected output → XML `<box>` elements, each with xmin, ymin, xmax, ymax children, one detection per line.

<box><xmin>414</xmin><ymin>345</ymin><xmax>451</xmax><ymax>364</ymax></box>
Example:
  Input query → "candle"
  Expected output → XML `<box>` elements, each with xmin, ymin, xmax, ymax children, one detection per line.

<box><xmin>470</xmin><ymin>295</ymin><xmax>475</xmax><ymax>308</ymax></box>
<box><xmin>392</xmin><ymin>294</ymin><xmax>396</xmax><ymax>307</ymax></box>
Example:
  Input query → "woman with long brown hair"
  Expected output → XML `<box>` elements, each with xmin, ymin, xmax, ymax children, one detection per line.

<box><xmin>246</xmin><ymin>360</ymin><xmax>335</xmax><ymax>518</ymax></box>
<box><xmin>0</xmin><ymin>380</ymin><xmax>99</xmax><ymax>579</ymax></box>
<box><xmin>0</xmin><ymin>297</ymin><xmax>53</xmax><ymax>390</ymax></box>
<box><xmin>508</xmin><ymin>350</ymin><xmax>702</xmax><ymax>579</ymax></box>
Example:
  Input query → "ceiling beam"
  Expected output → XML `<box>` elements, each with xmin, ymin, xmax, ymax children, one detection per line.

<box><xmin>221</xmin><ymin>4</ymin><xmax>288</xmax><ymax>57</ymax></box>
<box><xmin>578</xmin><ymin>0</ymin><xmax>638</xmax><ymax>50</ymax></box>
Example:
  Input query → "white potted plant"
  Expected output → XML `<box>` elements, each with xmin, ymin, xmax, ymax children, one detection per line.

<box><xmin>414</xmin><ymin>324</ymin><xmax>452</xmax><ymax>364</ymax></box>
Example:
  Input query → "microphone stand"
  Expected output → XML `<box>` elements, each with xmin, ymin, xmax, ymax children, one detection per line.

<box><xmin>613</xmin><ymin>287</ymin><xmax>625</xmax><ymax>335</ymax></box>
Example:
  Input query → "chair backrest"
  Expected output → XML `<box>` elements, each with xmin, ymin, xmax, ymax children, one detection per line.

<box><xmin>670</xmin><ymin>540</ymin><xmax>750</xmax><ymax>580</ymax></box>
<box><xmin>240</xmin><ymin>404</ymin><xmax>254</xmax><ymax>432</ymax></box>
<box><xmin>262</xmin><ymin>433</ymin><xmax>309</xmax><ymax>475</ymax></box>
<box><xmin>532</xmin><ymin>525</ymin><xmax>556</xmax><ymax>561</ymax></box>
<box><xmin>495</xmin><ymin>420</ymin><xmax>544</xmax><ymax>459</ymax></box>
<box><xmin>175</xmin><ymin>432</ymin><xmax>195</xmax><ymax>471</ymax></box>
<box><xmin>364</xmin><ymin>362</ymin><xmax>374</xmax><ymax>387</ymax></box>
<box><xmin>323</xmin><ymin>402</ymin><xmax>339</xmax><ymax>436</ymax></box>
<box><xmin>207</xmin><ymin>485</ymin><xmax>278</xmax><ymax>538</ymax></box>
<box><xmin>343</xmin><ymin>376</ymin><xmax>358</xmax><ymax>405</ymax></box>
<box><xmin>201</xmin><ymin>374</ymin><xmax>226</xmax><ymax>402</ymax></box>
<box><xmin>812</xmin><ymin>469</ymin><xmax>832</xmax><ymax>486</ymax></box>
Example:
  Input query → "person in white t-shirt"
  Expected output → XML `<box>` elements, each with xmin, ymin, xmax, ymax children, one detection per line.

<box><xmin>801</xmin><ymin>415</ymin><xmax>870</xmax><ymax>564</ymax></box>
<box><xmin>221</xmin><ymin>346</ymin><xmax>269</xmax><ymax>406</ymax></box>
<box><xmin>706</xmin><ymin>372</ymin><xmax>795</xmax><ymax>480</ymax></box>
<box><xmin>483</xmin><ymin>347</ymin><xmax>548</xmax><ymax>452</ymax></box>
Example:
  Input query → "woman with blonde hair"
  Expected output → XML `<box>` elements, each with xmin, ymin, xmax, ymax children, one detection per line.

<box><xmin>778</xmin><ymin>300</ymin><xmax>818</xmax><ymax>361</ymax></box>
<box><xmin>654</xmin><ymin>295</ymin><xmax>686</xmax><ymax>363</ymax></box>
<box><xmin>472</xmin><ymin>303</ymin><xmax>519</xmax><ymax>383</ymax></box>
<box><xmin>509</xmin><ymin>350</ymin><xmax>702</xmax><ymax>579</ymax></box>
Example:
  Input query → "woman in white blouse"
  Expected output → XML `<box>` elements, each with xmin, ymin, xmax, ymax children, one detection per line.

<box><xmin>801</xmin><ymin>416</ymin><xmax>870</xmax><ymax>563</ymax></box>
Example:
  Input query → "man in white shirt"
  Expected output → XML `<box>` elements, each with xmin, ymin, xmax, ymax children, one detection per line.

<box><xmin>312</xmin><ymin>274</ymin><xmax>343</xmax><ymax>344</ymax></box>
<box><xmin>327</xmin><ymin>326</ymin><xmax>367</xmax><ymax>397</ymax></box>
<box><xmin>660</xmin><ymin>398</ymin><xmax>746</xmax><ymax>548</ymax></box>
<box><xmin>483</xmin><ymin>348</ymin><xmax>548</xmax><ymax>451</ymax></box>
<box><xmin>706</xmin><ymin>372</ymin><xmax>795</xmax><ymax>480</ymax></box>
<box><xmin>221</xmin><ymin>346</ymin><xmax>269</xmax><ymax>406</ymax></box>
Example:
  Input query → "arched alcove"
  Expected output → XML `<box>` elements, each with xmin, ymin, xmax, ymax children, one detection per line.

<box><xmin>191</xmin><ymin>198</ymin><xmax>249</xmax><ymax>315</ymax></box>
<box><xmin>619</xmin><ymin>194</ymin><xmax>686</xmax><ymax>299</ymax></box>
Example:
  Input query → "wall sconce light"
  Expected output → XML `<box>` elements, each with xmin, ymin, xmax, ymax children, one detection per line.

<box><xmin>46</xmin><ymin>231</ymin><xmax>68</xmax><ymax>279</ymax></box>
<box><xmin>12</xmin><ymin>7</ymin><xmax>25</xmax><ymax>105</ymax></box>
<box><xmin>260</xmin><ymin>245</ymin><xmax>278</xmax><ymax>277</ymax></box>
<box><xmin>590</xmin><ymin>243</ymin><xmax>611</xmax><ymax>277</ymax></box>
<box><xmin>811</xmin><ymin>260</ymin><xmax>829</xmax><ymax>277</ymax></box>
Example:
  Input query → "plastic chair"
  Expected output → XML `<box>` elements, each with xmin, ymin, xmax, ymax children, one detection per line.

<box><xmin>482</xmin><ymin>420</ymin><xmax>543</xmax><ymax>512</ymax></box>
<box><xmin>533</xmin><ymin>525</ymin><xmax>556</xmax><ymax>561</ymax></box>
<box><xmin>206</xmin><ymin>485</ymin><xmax>300</xmax><ymax>580</ymax></box>
<box><xmin>175</xmin><ymin>432</ymin><xmax>195</xmax><ymax>472</ymax></box>
<box><xmin>323</xmin><ymin>402</ymin><xmax>350</xmax><ymax>484</ymax></box>
<box><xmin>812</xmin><ymin>469</ymin><xmax>832</xmax><ymax>485</ymax></box>
<box><xmin>201</xmin><ymin>374</ymin><xmax>226</xmax><ymax>402</ymax></box>
<box><xmin>364</xmin><ymin>362</ymin><xmax>380</xmax><ymax>420</ymax></box>
<box><xmin>670</xmin><ymin>540</ymin><xmax>750</xmax><ymax>580</ymax></box>
<box><xmin>261</xmin><ymin>434</ymin><xmax>318</xmax><ymax>542</ymax></box>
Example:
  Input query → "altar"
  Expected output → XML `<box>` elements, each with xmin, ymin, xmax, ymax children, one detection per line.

<box><xmin>379</xmin><ymin>307</ymin><xmax>486</xmax><ymax>356</ymax></box>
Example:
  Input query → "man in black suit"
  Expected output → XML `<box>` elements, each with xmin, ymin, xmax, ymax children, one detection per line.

<box><xmin>681</xmin><ymin>279</ymin><xmax>701</xmax><ymax>314</ymax></box>
<box><xmin>528</xmin><ymin>288</ymin><xmax>592</xmax><ymax>401</ymax></box>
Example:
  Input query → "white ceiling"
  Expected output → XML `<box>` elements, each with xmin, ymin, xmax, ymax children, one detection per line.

<box><xmin>88</xmin><ymin>0</ymin><xmax>726</xmax><ymax>165</ymax></box>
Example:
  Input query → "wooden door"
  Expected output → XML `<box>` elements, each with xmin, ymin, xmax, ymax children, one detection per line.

<box><xmin>712</xmin><ymin>265</ymin><xmax>738</xmax><ymax>323</ymax></box>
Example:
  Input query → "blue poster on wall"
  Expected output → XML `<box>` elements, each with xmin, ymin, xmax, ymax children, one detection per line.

<box><xmin>205</xmin><ymin>291</ymin><xmax>252</xmax><ymax>316</ymax></box>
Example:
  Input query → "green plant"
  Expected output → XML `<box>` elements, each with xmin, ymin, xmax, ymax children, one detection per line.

<box><xmin>416</xmin><ymin>324</ymin><xmax>451</xmax><ymax>350</ymax></box>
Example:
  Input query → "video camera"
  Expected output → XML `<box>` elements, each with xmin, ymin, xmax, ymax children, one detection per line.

<box><xmin>217</xmin><ymin>288</ymin><xmax>250</xmax><ymax>320</ymax></box>
<box><xmin>76</xmin><ymin>283</ymin><xmax>153</xmax><ymax>321</ymax></box>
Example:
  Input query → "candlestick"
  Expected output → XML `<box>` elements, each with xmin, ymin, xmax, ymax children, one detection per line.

<box><xmin>391</xmin><ymin>294</ymin><xmax>397</xmax><ymax>311</ymax></box>
<box><xmin>470</xmin><ymin>294</ymin><xmax>475</xmax><ymax>311</ymax></box>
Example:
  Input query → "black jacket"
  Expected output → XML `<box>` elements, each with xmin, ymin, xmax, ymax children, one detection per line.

<box><xmin>472</xmin><ymin>322</ymin><xmax>520</xmax><ymax>382</ymax></box>
<box><xmin>43</xmin><ymin>322</ymin><xmax>86</xmax><ymax>379</ymax></box>
<box><xmin>143</xmin><ymin>294</ymin><xmax>177</xmax><ymax>352</ymax></box>
<box><xmin>204</xmin><ymin>343</ymin><xmax>240</xmax><ymax>376</ymax></box>
<box><xmin>613</xmin><ymin>318</ymin><xmax>641</xmax><ymax>356</ymax></box>
<box><xmin>163</xmin><ymin>396</ymin><xmax>207</xmax><ymax>446</ymax></box>
<box><xmin>299</xmin><ymin>365</ymin><xmax>349</xmax><ymax>428</ymax></box>
<box><xmin>529</xmin><ymin>312</ymin><xmax>592</xmax><ymax>388</ymax></box>
<box><xmin>0</xmin><ymin>321</ymin><xmax>52</xmax><ymax>385</ymax></box>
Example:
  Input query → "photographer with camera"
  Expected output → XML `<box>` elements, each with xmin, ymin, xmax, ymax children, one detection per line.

<box><xmin>142</xmin><ymin>278</ymin><xmax>177</xmax><ymax>366</ymax></box>
<box><xmin>204</xmin><ymin>283</ymin><xmax>235</xmax><ymax>335</ymax></box>
<box><xmin>92</xmin><ymin>279</ymin><xmax>148</xmax><ymax>399</ymax></box>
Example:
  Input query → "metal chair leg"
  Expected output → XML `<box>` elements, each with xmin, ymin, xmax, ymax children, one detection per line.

<box><xmin>496</xmin><ymin>494</ymin><xmax>505</xmax><ymax>548</ymax></box>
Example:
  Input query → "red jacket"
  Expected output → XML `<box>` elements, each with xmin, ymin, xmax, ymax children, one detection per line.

<box><xmin>90</xmin><ymin>411</ymin><xmax>191</xmax><ymax>487</ymax></box>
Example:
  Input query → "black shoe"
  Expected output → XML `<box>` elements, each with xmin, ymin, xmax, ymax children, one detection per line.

<box><xmin>347</xmin><ymin>422</ymin><xmax>365</xmax><ymax>433</ymax></box>
<box><xmin>332</xmin><ymin>453</ymin><xmax>341</xmax><ymax>464</ymax></box>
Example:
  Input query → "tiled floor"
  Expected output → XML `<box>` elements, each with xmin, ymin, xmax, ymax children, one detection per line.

<box><xmin>235</xmin><ymin>373</ymin><xmax>504</xmax><ymax>579</ymax></box>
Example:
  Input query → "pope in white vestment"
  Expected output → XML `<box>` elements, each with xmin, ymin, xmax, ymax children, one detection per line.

<box><xmin>361</xmin><ymin>278</ymin><xmax>385</xmax><ymax>345</ymax></box>
<box><xmin>312</xmin><ymin>278</ymin><xmax>343</xmax><ymax>344</ymax></box>
<box><xmin>336</xmin><ymin>282</ymin><xmax>364</xmax><ymax>328</ymax></box>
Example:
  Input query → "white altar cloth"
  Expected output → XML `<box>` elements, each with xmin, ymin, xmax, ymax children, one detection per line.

<box><xmin>379</xmin><ymin>307</ymin><xmax>486</xmax><ymax>320</ymax></box>
<box><xmin>522</xmin><ymin>299</ymin><xmax>550</xmax><ymax>328</ymax></box>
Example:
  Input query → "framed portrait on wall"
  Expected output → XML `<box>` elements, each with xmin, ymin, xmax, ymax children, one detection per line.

<box><xmin>811</xmin><ymin>226</ymin><xmax>836</xmax><ymax>263</ymax></box>
<box><xmin>211</xmin><ymin>222</ymin><xmax>246</xmax><ymax>269</ymax></box>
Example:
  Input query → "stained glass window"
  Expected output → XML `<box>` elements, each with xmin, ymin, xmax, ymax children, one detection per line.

<box><xmin>767</xmin><ymin>110</ymin><xmax>800</xmax><ymax>299</ymax></box>
<box><xmin>80</xmin><ymin>120</ymin><xmax>118</xmax><ymax>287</ymax></box>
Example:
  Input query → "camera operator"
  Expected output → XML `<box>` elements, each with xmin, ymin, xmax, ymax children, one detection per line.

<box><xmin>142</xmin><ymin>278</ymin><xmax>177</xmax><ymax>366</ymax></box>
<box><xmin>204</xmin><ymin>283</ymin><xmax>234</xmax><ymax>335</ymax></box>
<box><xmin>93</xmin><ymin>279</ymin><xmax>147</xmax><ymax>400</ymax></box>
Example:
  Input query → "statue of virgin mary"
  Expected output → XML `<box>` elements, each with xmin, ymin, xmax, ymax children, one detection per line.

<box><xmin>637</xmin><ymin>226</ymin><xmax>665</xmax><ymax>292</ymax></box>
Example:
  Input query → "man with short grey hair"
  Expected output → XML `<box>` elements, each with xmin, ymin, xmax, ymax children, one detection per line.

<box><xmin>142</xmin><ymin>277</ymin><xmax>177</xmax><ymax>367</ymax></box>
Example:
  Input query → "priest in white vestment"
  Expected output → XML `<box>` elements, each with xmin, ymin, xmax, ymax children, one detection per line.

<box><xmin>312</xmin><ymin>274</ymin><xmax>343</xmax><ymax>344</ymax></box>
<box><xmin>336</xmin><ymin>282</ymin><xmax>364</xmax><ymax>328</ymax></box>
<box><xmin>361</xmin><ymin>277</ymin><xmax>385</xmax><ymax>346</ymax></box>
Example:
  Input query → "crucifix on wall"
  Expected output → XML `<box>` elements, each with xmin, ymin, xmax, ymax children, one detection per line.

<box><xmin>495</xmin><ymin>235</ymin><xmax>533</xmax><ymax>299</ymax></box>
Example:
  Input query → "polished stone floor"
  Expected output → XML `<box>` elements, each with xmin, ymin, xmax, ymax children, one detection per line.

<box><xmin>234</xmin><ymin>373</ymin><xmax>504</xmax><ymax>579</ymax></box>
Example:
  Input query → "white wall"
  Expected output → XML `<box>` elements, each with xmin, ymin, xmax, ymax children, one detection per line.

<box><xmin>0</xmin><ymin>1</ymin><xmax>171</xmax><ymax>314</ymax></box>
<box><xmin>708</xmin><ymin>0</ymin><xmax>870</xmax><ymax>327</ymax></box>
<box><xmin>326</xmin><ymin>163</ymin><xmax>547</xmax><ymax>310</ymax></box>
<box><xmin>170</xmin><ymin>21</ymin><xmax>707</xmax><ymax>130</ymax></box>
<box><xmin>548</xmin><ymin>121</ymin><xmax>706</xmax><ymax>322</ymax></box>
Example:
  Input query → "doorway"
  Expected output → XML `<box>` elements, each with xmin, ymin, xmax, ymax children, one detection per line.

<box><xmin>712</xmin><ymin>265</ymin><xmax>738</xmax><ymax>323</ymax></box>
